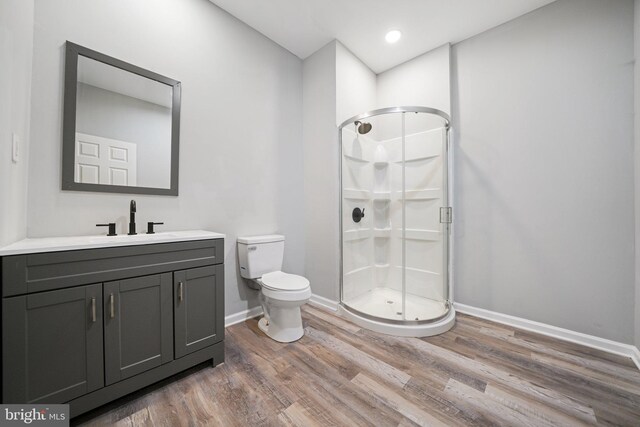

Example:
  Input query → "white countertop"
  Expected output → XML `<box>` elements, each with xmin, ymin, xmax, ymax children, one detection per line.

<box><xmin>0</xmin><ymin>230</ymin><xmax>225</xmax><ymax>256</ymax></box>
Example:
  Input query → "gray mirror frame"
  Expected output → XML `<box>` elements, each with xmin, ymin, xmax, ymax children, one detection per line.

<box><xmin>62</xmin><ymin>41</ymin><xmax>181</xmax><ymax>196</ymax></box>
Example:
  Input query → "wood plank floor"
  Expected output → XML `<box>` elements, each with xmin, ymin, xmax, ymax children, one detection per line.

<box><xmin>75</xmin><ymin>306</ymin><xmax>640</xmax><ymax>426</ymax></box>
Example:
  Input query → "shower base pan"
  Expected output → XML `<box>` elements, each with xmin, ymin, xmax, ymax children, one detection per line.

<box><xmin>340</xmin><ymin>287</ymin><xmax>455</xmax><ymax>337</ymax></box>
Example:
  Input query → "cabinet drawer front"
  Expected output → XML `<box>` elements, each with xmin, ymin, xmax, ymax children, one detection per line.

<box><xmin>174</xmin><ymin>265</ymin><xmax>224</xmax><ymax>358</ymax></box>
<box><xmin>2</xmin><ymin>284</ymin><xmax>104</xmax><ymax>403</ymax></box>
<box><xmin>104</xmin><ymin>273</ymin><xmax>173</xmax><ymax>385</ymax></box>
<box><xmin>2</xmin><ymin>239</ymin><xmax>223</xmax><ymax>297</ymax></box>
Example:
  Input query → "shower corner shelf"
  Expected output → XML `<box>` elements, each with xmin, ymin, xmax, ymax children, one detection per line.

<box><xmin>393</xmin><ymin>228</ymin><xmax>442</xmax><ymax>241</ymax></box>
<box><xmin>343</xmin><ymin>153</ymin><xmax>369</xmax><ymax>163</ymax></box>
<box><xmin>394</xmin><ymin>153</ymin><xmax>440</xmax><ymax>163</ymax></box>
<box><xmin>373</xmin><ymin>228</ymin><xmax>392</xmax><ymax>238</ymax></box>
<box><xmin>343</xmin><ymin>188</ymin><xmax>370</xmax><ymax>200</ymax></box>
<box><xmin>396</xmin><ymin>188</ymin><xmax>441</xmax><ymax>200</ymax></box>
<box><xmin>344</xmin><ymin>228</ymin><xmax>372</xmax><ymax>242</ymax></box>
<box><xmin>344</xmin><ymin>265</ymin><xmax>372</xmax><ymax>277</ymax></box>
<box><xmin>372</xmin><ymin>191</ymin><xmax>391</xmax><ymax>201</ymax></box>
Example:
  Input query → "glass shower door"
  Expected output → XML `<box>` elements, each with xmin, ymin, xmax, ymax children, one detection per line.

<box><xmin>400</xmin><ymin>112</ymin><xmax>449</xmax><ymax>322</ymax></box>
<box><xmin>341</xmin><ymin>112</ymin><xmax>402</xmax><ymax>321</ymax></box>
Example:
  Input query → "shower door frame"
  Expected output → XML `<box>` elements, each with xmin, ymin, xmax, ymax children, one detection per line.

<box><xmin>338</xmin><ymin>106</ymin><xmax>452</xmax><ymax>326</ymax></box>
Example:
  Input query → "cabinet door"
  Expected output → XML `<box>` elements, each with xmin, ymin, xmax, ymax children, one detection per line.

<box><xmin>104</xmin><ymin>273</ymin><xmax>173</xmax><ymax>385</ymax></box>
<box><xmin>2</xmin><ymin>284</ymin><xmax>104</xmax><ymax>403</ymax></box>
<box><xmin>174</xmin><ymin>265</ymin><xmax>224</xmax><ymax>358</ymax></box>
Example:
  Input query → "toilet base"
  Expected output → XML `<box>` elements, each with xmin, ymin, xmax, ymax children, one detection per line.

<box><xmin>258</xmin><ymin>305</ymin><xmax>305</xmax><ymax>343</ymax></box>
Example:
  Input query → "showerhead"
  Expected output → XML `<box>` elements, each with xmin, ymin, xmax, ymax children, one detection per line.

<box><xmin>354</xmin><ymin>120</ymin><xmax>372</xmax><ymax>135</ymax></box>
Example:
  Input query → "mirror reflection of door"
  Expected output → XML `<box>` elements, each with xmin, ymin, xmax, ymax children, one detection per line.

<box><xmin>74</xmin><ymin>54</ymin><xmax>172</xmax><ymax>189</ymax></box>
<box><xmin>75</xmin><ymin>132</ymin><xmax>137</xmax><ymax>186</ymax></box>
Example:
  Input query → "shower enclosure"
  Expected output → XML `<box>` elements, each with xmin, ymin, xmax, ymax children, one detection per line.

<box><xmin>339</xmin><ymin>106</ymin><xmax>455</xmax><ymax>337</ymax></box>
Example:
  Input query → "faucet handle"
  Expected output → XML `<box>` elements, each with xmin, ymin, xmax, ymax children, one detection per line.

<box><xmin>96</xmin><ymin>223</ymin><xmax>117</xmax><ymax>236</ymax></box>
<box><xmin>147</xmin><ymin>222</ymin><xmax>164</xmax><ymax>234</ymax></box>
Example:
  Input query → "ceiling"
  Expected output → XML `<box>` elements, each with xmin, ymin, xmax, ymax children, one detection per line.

<box><xmin>209</xmin><ymin>0</ymin><xmax>556</xmax><ymax>73</ymax></box>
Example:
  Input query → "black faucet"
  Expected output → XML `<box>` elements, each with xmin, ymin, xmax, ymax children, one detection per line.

<box><xmin>128</xmin><ymin>200</ymin><xmax>137</xmax><ymax>235</ymax></box>
<box><xmin>147</xmin><ymin>222</ymin><xmax>164</xmax><ymax>234</ymax></box>
<box><xmin>96</xmin><ymin>222</ymin><xmax>117</xmax><ymax>236</ymax></box>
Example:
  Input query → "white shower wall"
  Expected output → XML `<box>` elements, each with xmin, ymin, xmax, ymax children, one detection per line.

<box><xmin>342</xmin><ymin>127</ymin><xmax>376</xmax><ymax>301</ymax></box>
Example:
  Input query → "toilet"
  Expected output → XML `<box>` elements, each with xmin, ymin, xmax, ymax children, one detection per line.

<box><xmin>237</xmin><ymin>235</ymin><xmax>311</xmax><ymax>343</ymax></box>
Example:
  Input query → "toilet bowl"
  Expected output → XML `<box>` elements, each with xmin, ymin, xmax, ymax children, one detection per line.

<box><xmin>257</xmin><ymin>271</ymin><xmax>311</xmax><ymax>342</ymax></box>
<box><xmin>237</xmin><ymin>235</ymin><xmax>311</xmax><ymax>343</ymax></box>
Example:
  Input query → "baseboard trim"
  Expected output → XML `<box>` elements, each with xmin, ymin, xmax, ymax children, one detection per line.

<box><xmin>225</xmin><ymin>306</ymin><xmax>263</xmax><ymax>327</ymax></box>
<box><xmin>631</xmin><ymin>346</ymin><xmax>640</xmax><ymax>371</ymax></box>
<box><xmin>454</xmin><ymin>303</ymin><xmax>640</xmax><ymax>370</ymax></box>
<box><xmin>309</xmin><ymin>294</ymin><xmax>339</xmax><ymax>311</ymax></box>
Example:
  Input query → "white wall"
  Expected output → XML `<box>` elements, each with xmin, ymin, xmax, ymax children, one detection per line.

<box><xmin>27</xmin><ymin>0</ymin><xmax>304</xmax><ymax>317</ymax></box>
<box><xmin>302</xmin><ymin>41</ymin><xmax>339</xmax><ymax>301</ymax></box>
<box><xmin>375</xmin><ymin>45</ymin><xmax>451</xmax><ymax>142</ymax></box>
<box><xmin>635</xmin><ymin>0</ymin><xmax>640</xmax><ymax>348</ymax></box>
<box><xmin>336</xmin><ymin>42</ymin><xmax>377</xmax><ymax>126</ymax></box>
<box><xmin>377</xmin><ymin>44</ymin><xmax>451</xmax><ymax>115</ymax></box>
<box><xmin>303</xmin><ymin>41</ymin><xmax>380</xmax><ymax>302</ymax></box>
<box><xmin>0</xmin><ymin>0</ymin><xmax>33</xmax><ymax>246</ymax></box>
<box><xmin>452</xmin><ymin>0</ymin><xmax>635</xmax><ymax>343</ymax></box>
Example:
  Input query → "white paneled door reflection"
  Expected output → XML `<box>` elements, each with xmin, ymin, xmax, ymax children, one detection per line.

<box><xmin>75</xmin><ymin>132</ymin><xmax>137</xmax><ymax>186</ymax></box>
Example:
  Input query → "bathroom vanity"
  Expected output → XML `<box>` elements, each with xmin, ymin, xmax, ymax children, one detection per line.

<box><xmin>0</xmin><ymin>231</ymin><xmax>224</xmax><ymax>417</ymax></box>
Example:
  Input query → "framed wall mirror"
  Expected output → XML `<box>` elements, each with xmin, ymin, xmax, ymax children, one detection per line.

<box><xmin>62</xmin><ymin>41</ymin><xmax>181</xmax><ymax>196</ymax></box>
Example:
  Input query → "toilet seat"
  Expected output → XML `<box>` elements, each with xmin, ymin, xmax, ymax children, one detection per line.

<box><xmin>260</xmin><ymin>271</ymin><xmax>309</xmax><ymax>291</ymax></box>
<box><xmin>258</xmin><ymin>271</ymin><xmax>311</xmax><ymax>302</ymax></box>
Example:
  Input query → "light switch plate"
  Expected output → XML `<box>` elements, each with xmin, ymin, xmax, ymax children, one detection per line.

<box><xmin>11</xmin><ymin>132</ymin><xmax>19</xmax><ymax>163</ymax></box>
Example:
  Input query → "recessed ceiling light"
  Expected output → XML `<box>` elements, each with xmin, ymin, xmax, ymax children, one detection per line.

<box><xmin>385</xmin><ymin>30</ymin><xmax>402</xmax><ymax>44</ymax></box>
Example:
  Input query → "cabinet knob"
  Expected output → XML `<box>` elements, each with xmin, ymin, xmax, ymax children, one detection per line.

<box><xmin>178</xmin><ymin>282</ymin><xmax>184</xmax><ymax>301</ymax></box>
<box><xmin>90</xmin><ymin>297</ymin><xmax>96</xmax><ymax>322</ymax></box>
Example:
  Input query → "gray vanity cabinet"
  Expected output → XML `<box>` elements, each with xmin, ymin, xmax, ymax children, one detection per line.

<box><xmin>104</xmin><ymin>273</ymin><xmax>173</xmax><ymax>385</ymax></box>
<box><xmin>174</xmin><ymin>265</ymin><xmax>224</xmax><ymax>358</ymax></box>
<box><xmin>2</xmin><ymin>284</ymin><xmax>104</xmax><ymax>404</ymax></box>
<box><xmin>1</xmin><ymin>238</ymin><xmax>225</xmax><ymax>418</ymax></box>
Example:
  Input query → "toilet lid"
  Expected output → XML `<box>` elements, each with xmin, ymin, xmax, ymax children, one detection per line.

<box><xmin>261</xmin><ymin>271</ymin><xmax>309</xmax><ymax>291</ymax></box>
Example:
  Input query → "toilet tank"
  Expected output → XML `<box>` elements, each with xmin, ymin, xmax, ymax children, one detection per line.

<box><xmin>237</xmin><ymin>235</ymin><xmax>285</xmax><ymax>279</ymax></box>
